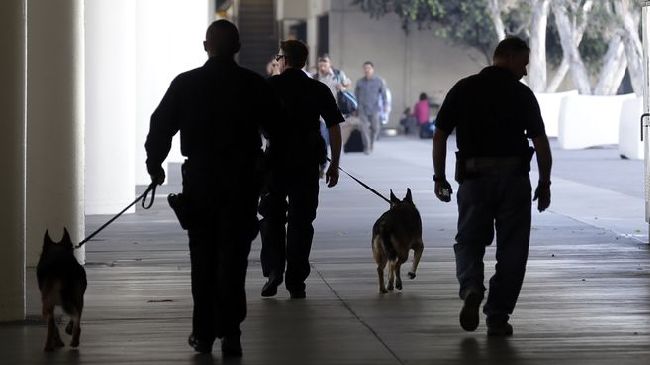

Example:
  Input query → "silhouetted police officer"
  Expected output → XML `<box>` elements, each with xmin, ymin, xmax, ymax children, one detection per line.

<box><xmin>432</xmin><ymin>37</ymin><xmax>552</xmax><ymax>337</ymax></box>
<box><xmin>259</xmin><ymin>40</ymin><xmax>344</xmax><ymax>299</ymax></box>
<box><xmin>145</xmin><ymin>20</ymin><xmax>280</xmax><ymax>356</ymax></box>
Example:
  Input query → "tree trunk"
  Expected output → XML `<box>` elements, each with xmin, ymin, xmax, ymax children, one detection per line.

<box><xmin>546</xmin><ymin>0</ymin><xmax>593</xmax><ymax>92</ymax></box>
<box><xmin>552</xmin><ymin>0</ymin><xmax>592</xmax><ymax>94</ymax></box>
<box><xmin>615</xmin><ymin>0</ymin><xmax>643</xmax><ymax>96</ymax></box>
<box><xmin>528</xmin><ymin>0</ymin><xmax>551</xmax><ymax>92</ymax></box>
<box><xmin>486</xmin><ymin>0</ymin><xmax>506</xmax><ymax>41</ymax></box>
<box><xmin>546</xmin><ymin>58</ymin><xmax>569</xmax><ymax>92</ymax></box>
<box><xmin>594</xmin><ymin>32</ymin><xmax>626</xmax><ymax>95</ymax></box>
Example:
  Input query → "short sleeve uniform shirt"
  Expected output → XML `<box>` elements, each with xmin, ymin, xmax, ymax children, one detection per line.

<box><xmin>435</xmin><ymin>66</ymin><xmax>545</xmax><ymax>158</ymax></box>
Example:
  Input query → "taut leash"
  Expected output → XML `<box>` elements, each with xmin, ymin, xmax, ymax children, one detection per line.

<box><xmin>327</xmin><ymin>157</ymin><xmax>391</xmax><ymax>204</ymax></box>
<box><xmin>76</xmin><ymin>183</ymin><xmax>157</xmax><ymax>248</ymax></box>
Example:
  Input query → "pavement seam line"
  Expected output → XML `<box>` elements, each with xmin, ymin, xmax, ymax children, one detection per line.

<box><xmin>311</xmin><ymin>264</ymin><xmax>406</xmax><ymax>365</ymax></box>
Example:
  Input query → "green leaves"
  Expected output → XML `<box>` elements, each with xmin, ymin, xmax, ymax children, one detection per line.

<box><xmin>352</xmin><ymin>0</ymin><xmax>504</xmax><ymax>62</ymax></box>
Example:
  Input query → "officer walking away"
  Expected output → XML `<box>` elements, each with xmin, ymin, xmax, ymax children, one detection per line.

<box><xmin>259</xmin><ymin>40</ymin><xmax>344</xmax><ymax>299</ymax></box>
<box><xmin>354</xmin><ymin>61</ymin><xmax>387</xmax><ymax>153</ymax></box>
<box><xmin>145</xmin><ymin>20</ymin><xmax>280</xmax><ymax>356</ymax></box>
<box><xmin>432</xmin><ymin>36</ymin><xmax>552</xmax><ymax>337</ymax></box>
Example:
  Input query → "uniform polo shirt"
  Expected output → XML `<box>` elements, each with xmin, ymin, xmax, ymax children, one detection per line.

<box><xmin>269</xmin><ymin>68</ymin><xmax>345</xmax><ymax>134</ymax></box>
<box><xmin>435</xmin><ymin>66</ymin><xmax>545</xmax><ymax>158</ymax></box>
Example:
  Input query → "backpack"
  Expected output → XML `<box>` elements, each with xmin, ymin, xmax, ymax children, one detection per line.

<box><xmin>332</xmin><ymin>69</ymin><xmax>358</xmax><ymax>115</ymax></box>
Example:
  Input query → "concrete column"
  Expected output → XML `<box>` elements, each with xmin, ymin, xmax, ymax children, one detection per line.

<box><xmin>307</xmin><ymin>16</ymin><xmax>318</xmax><ymax>68</ymax></box>
<box><xmin>208</xmin><ymin>0</ymin><xmax>216</xmax><ymax>23</ymax></box>
<box><xmin>642</xmin><ymin>3</ymin><xmax>650</xmax><ymax>245</ymax></box>
<box><xmin>306</xmin><ymin>0</ymin><xmax>318</xmax><ymax>69</ymax></box>
<box><xmin>26</xmin><ymin>0</ymin><xmax>85</xmax><ymax>266</ymax></box>
<box><xmin>0</xmin><ymin>0</ymin><xmax>26</xmax><ymax>321</ymax></box>
<box><xmin>642</xmin><ymin>4</ymin><xmax>650</xmax><ymax>227</ymax></box>
<box><xmin>85</xmin><ymin>0</ymin><xmax>136</xmax><ymax>215</ymax></box>
<box><xmin>135</xmin><ymin>0</ymin><xmax>209</xmax><ymax>185</ymax></box>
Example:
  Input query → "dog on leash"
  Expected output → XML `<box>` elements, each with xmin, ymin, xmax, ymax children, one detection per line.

<box><xmin>372</xmin><ymin>189</ymin><xmax>424</xmax><ymax>293</ymax></box>
<box><xmin>37</xmin><ymin>228</ymin><xmax>87</xmax><ymax>351</ymax></box>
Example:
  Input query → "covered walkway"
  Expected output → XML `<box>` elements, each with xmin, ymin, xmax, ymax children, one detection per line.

<box><xmin>2</xmin><ymin>136</ymin><xmax>649</xmax><ymax>364</ymax></box>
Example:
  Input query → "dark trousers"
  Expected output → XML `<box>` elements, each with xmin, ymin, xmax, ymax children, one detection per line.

<box><xmin>259</xmin><ymin>163</ymin><xmax>320</xmax><ymax>292</ymax></box>
<box><xmin>186</xmin><ymin>185</ymin><xmax>258</xmax><ymax>343</ymax></box>
<box><xmin>454</xmin><ymin>174</ymin><xmax>531</xmax><ymax>322</ymax></box>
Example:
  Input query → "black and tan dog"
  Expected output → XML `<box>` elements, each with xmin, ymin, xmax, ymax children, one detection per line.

<box><xmin>372</xmin><ymin>189</ymin><xmax>424</xmax><ymax>293</ymax></box>
<box><xmin>37</xmin><ymin>228</ymin><xmax>87</xmax><ymax>351</ymax></box>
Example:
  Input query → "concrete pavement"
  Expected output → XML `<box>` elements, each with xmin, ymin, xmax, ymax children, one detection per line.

<box><xmin>2</xmin><ymin>135</ymin><xmax>650</xmax><ymax>364</ymax></box>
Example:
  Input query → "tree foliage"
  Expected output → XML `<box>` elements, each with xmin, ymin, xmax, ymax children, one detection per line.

<box><xmin>351</xmin><ymin>0</ymin><xmax>528</xmax><ymax>63</ymax></box>
<box><xmin>353</xmin><ymin>0</ymin><xmax>626</xmax><ymax>77</ymax></box>
<box><xmin>545</xmin><ymin>1</ymin><xmax>617</xmax><ymax>73</ymax></box>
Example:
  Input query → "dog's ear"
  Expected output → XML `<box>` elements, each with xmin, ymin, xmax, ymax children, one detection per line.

<box><xmin>44</xmin><ymin>230</ymin><xmax>53</xmax><ymax>245</ymax></box>
<box><xmin>390</xmin><ymin>189</ymin><xmax>399</xmax><ymax>204</ymax></box>
<box><xmin>405</xmin><ymin>188</ymin><xmax>412</xmax><ymax>203</ymax></box>
<box><xmin>62</xmin><ymin>227</ymin><xmax>72</xmax><ymax>246</ymax></box>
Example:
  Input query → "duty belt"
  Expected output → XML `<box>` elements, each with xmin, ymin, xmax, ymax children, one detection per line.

<box><xmin>464</xmin><ymin>156</ymin><xmax>528</xmax><ymax>175</ymax></box>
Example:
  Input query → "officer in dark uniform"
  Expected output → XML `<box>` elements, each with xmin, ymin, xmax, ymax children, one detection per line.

<box><xmin>259</xmin><ymin>40</ymin><xmax>344</xmax><ymax>299</ymax></box>
<box><xmin>432</xmin><ymin>37</ymin><xmax>552</xmax><ymax>336</ymax></box>
<box><xmin>145</xmin><ymin>20</ymin><xmax>281</xmax><ymax>356</ymax></box>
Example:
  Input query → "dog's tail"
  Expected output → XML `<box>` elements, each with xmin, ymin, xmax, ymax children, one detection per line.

<box><xmin>381</xmin><ymin>230</ymin><xmax>398</xmax><ymax>261</ymax></box>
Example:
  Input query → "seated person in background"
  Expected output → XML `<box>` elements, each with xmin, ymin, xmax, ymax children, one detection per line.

<box><xmin>413</xmin><ymin>92</ymin><xmax>433</xmax><ymax>138</ymax></box>
<box><xmin>399</xmin><ymin>107</ymin><xmax>417</xmax><ymax>135</ymax></box>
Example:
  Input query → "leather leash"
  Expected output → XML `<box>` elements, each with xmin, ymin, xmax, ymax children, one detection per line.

<box><xmin>327</xmin><ymin>157</ymin><xmax>391</xmax><ymax>204</ymax></box>
<box><xmin>75</xmin><ymin>183</ymin><xmax>157</xmax><ymax>248</ymax></box>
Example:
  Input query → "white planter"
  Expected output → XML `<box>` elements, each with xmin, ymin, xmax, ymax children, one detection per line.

<box><xmin>558</xmin><ymin>93</ymin><xmax>636</xmax><ymax>149</ymax></box>
<box><xmin>618</xmin><ymin>96</ymin><xmax>644</xmax><ymax>160</ymax></box>
<box><xmin>534</xmin><ymin>90</ymin><xmax>577</xmax><ymax>138</ymax></box>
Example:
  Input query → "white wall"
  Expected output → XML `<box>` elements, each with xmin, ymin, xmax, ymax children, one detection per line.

<box><xmin>135</xmin><ymin>0</ymin><xmax>210</xmax><ymax>185</ymax></box>
<box><xmin>85</xmin><ymin>0</ymin><xmax>136</xmax><ymax>215</ymax></box>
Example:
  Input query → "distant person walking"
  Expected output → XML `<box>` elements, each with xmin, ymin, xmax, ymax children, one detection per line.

<box><xmin>432</xmin><ymin>37</ymin><xmax>552</xmax><ymax>337</ymax></box>
<box><xmin>259</xmin><ymin>40</ymin><xmax>344</xmax><ymax>299</ymax></box>
<box><xmin>313</xmin><ymin>54</ymin><xmax>351</xmax><ymax>98</ymax></box>
<box><xmin>145</xmin><ymin>20</ymin><xmax>281</xmax><ymax>356</ymax></box>
<box><xmin>313</xmin><ymin>54</ymin><xmax>351</xmax><ymax>148</ymax></box>
<box><xmin>355</xmin><ymin>61</ymin><xmax>387</xmax><ymax>153</ymax></box>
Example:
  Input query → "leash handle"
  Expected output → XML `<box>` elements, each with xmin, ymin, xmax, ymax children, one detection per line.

<box><xmin>327</xmin><ymin>157</ymin><xmax>391</xmax><ymax>204</ymax></box>
<box><xmin>141</xmin><ymin>183</ymin><xmax>156</xmax><ymax>209</ymax></box>
<box><xmin>77</xmin><ymin>183</ymin><xmax>157</xmax><ymax>248</ymax></box>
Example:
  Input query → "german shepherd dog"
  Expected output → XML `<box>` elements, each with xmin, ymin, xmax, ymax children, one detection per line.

<box><xmin>372</xmin><ymin>189</ymin><xmax>424</xmax><ymax>293</ymax></box>
<box><xmin>37</xmin><ymin>228</ymin><xmax>87</xmax><ymax>351</ymax></box>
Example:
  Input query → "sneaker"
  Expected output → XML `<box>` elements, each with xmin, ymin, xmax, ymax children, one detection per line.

<box><xmin>459</xmin><ymin>289</ymin><xmax>483</xmax><ymax>332</ymax></box>
<box><xmin>188</xmin><ymin>334</ymin><xmax>213</xmax><ymax>354</ymax></box>
<box><xmin>221</xmin><ymin>335</ymin><xmax>243</xmax><ymax>357</ymax></box>
<box><xmin>487</xmin><ymin>321</ymin><xmax>513</xmax><ymax>337</ymax></box>
<box><xmin>261</xmin><ymin>272</ymin><xmax>283</xmax><ymax>297</ymax></box>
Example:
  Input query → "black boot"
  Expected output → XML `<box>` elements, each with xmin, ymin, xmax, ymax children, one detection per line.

<box><xmin>188</xmin><ymin>334</ymin><xmax>213</xmax><ymax>354</ymax></box>
<box><xmin>261</xmin><ymin>272</ymin><xmax>283</xmax><ymax>297</ymax></box>
<box><xmin>221</xmin><ymin>335</ymin><xmax>243</xmax><ymax>357</ymax></box>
